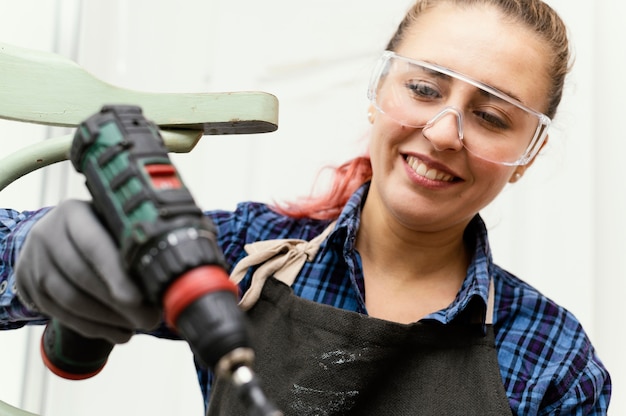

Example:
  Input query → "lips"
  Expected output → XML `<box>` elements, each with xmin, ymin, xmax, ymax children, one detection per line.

<box><xmin>405</xmin><ymin>155</ymin><xmax>457</xmax><ymax>182</ymax></box>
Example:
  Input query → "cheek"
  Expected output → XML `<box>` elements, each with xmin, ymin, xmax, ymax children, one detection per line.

<box><xmin>469</xmin><ymin>160</ymin><xmax>516</xmax><ymax>195</ymax></box>
<box><xmin>455</xmin><ymin>162</ymin><xmax>514</xmax><ymax>215</ymax></box>
<box><xmin>369</xmin><ymin>121</ymin><xmax>409</xmax><ymax>154</ymax></box>
<box><xmin>368</xmin><ymin>124</ymin><xmax>411</xmax><ymax>178</ymax></box>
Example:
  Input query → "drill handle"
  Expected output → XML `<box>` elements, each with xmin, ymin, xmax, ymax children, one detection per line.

<box><xmin>41</xmin><ymin>320</ymin><xmax>114</xmax><ymax>380</ymax></box>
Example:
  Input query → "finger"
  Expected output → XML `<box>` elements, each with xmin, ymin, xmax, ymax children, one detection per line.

<box><xmin>40</xmin><ymin>215</ymin><xmax>113</xmax><ymax>302</ymax></box>
<box><xmin>15</xmin><ymin>200</ymin><xmax>109</xmax><ymax>305</ymax></box>
<box><xmin>43</xmin><ymin>255</ymin><xmax>136</xmax><ymax>328</ymax></box>
<box><xmin>63</xmin><ymin>200</ymin><xmax>146</xmax><ymax>305</ymax></box>
<box><xmin>18</xmin><ymin>260</ymin><xmax>133</xmax><ymax>344</ymax></box>
<box><xmin>48</xmin><ymin>243</ymin><xmax>162</xmax><ymax>331</ymax></box>
<box><xmin>118</xmin><ymin>304</ymin><xmax>162</xmax><ymax>331</ymax></box>
<box><xmin>63</xmin><ymin>202</ymin><xmax>162</xmax><ymax>329</ymax></box>
<box><xmin>37</xmin><ymin>291</ymin><xmax>133</xmax><ymax>344</ymax></box>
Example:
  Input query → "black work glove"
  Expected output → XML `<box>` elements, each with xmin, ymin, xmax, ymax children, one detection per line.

<box><xmin>15</xmin><ymin>199</ymin><xmax>161</xmax><ymax>344</ymax></box>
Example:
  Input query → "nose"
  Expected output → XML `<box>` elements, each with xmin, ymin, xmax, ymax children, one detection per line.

<box><xmin>421</xmin><ymin>107</ymin><xmax>464</xmax><ymax>152</ymax></box>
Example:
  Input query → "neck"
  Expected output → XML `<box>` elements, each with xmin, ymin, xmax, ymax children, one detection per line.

<box><xmin>356</xmin><ymin>199</ymin><xmax>472</xmax><ymax>281</ymax></box>
<box><xmin>355</xmin><ymin>196</ymin><xmax>472</xmax><ymax>323</ymax></box>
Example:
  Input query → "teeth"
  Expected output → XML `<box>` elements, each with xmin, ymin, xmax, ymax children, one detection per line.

<box><xmin>406</xmin><ymin>156</ymin><xmax>454</xmax><ymax>182</ymax></box>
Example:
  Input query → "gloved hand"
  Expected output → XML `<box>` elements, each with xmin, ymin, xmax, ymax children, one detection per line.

<box><xmin>15</xmin><ymin>199</ymin><xmax>161</xmax><ymax>344</ymax></box>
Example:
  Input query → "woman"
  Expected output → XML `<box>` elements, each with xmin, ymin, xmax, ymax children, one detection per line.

<box><xmin>0</xmin><ymin>0</ymin><xmax>612</xmax><ymax>414</ymax></box>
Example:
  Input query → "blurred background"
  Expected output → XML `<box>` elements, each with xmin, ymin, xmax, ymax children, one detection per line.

<box><xmin>0</xmin><ymin>0</ymin><xmax>623</xmax><ymax>414</ymax></box>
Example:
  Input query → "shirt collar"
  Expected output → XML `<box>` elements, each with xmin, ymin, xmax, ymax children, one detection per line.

<box><xmin>323</xmin><ymin>182</ymin><xmax>493</xmax><ymax>332</ymax></box>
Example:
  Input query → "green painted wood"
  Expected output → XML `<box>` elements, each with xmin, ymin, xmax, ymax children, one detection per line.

<box><xmin>0</xmin><ymin>400</ymin><xmax>38</xmax><ymax>416</ymax></box>
<box><xmin>0</xmin><ymin>42</ymin><xmax>279</xmax><ymax>134</ymax></box>
<box><xmin>0</xmin><ymin>129</ymin><xmax>202</xmax><ymax>191</ymax></box>
<box><xmin>0</xmin><ymin>41</ymin><xmax>281</xmax><ymax>190</ymax></box>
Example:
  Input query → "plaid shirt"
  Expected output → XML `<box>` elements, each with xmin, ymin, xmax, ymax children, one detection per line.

<box><xmin>0</xmin><ymin>184</ymin><xmax>611</xmax><ymax>414</ymax></box>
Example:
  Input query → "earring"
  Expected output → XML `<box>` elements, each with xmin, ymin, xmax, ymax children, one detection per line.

<box><xmin>367</xmin><ymin>111</ymin><xmax>374</xmax><ymax>124</ymax></box>
<box><xmin>513</xmin><ymin>172</ymin><xmax>522</xmax><ymax>181</ymax></box>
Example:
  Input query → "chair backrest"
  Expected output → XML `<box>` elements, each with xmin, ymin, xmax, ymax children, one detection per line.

<box><xmin>0</xmin><ymin>41</ymin><xmax>279</xmax><ymax>190</ymax></box>
<box><xmin>0</xmin><ymin>41</ymin><xmax>279</xmax><ymax>414</ymax></box>
<box><xmin>0</xmin><ymin>399</ymin><xmax>39</xmax><ymax>416</ymax></box>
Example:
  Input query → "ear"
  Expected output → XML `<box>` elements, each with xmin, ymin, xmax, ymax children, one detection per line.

<box><xmin>367</xmin><ymin>104</ymin><xmax>376</xmax><ymax>124</ymax></box>
<box><xmin>509</xmin><ymin>135</ymin><xmax>549</xmax><ymax>183</ymax></box>
<box><xmin>508</xmin><ymin>168</ymin><xmax>525</xmax><ymax>183</ymax></box>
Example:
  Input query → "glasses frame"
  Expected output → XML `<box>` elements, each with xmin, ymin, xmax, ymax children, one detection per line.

<box><xmin>367</xmin><ymin>51</ymin><xmax>552</xmax><ymax>166</ymax></box>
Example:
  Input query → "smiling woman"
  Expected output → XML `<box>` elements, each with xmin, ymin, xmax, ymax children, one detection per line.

<box><xmin>0</xmin><ymin>0</ymin><xmax>614</xmax><ymax>415</ymax></box>
<box><xmin>267</xmin><ymin>1</ymin><xmax>612</xmax><ymax>414</ymax></box>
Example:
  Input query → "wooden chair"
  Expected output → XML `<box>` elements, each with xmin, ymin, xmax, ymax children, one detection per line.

<box><xmin>0</xmin><ymin>400</ymin><xmax>38</xmax><ymax>416</ymax></box>
<box><xmin>0</xmin><ymin>41</ymin><xmax>279</xmax><ymax>415</ymax></box>
<box><xmin>0</xmin><ymin>41</ymin><xmax>278</xmax><ymax>191</ymax></box>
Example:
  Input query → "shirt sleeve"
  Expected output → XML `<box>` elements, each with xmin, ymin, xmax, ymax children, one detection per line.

<box><xmin>0</xmin><ymin>207</ymin><xmax>52</xmax><ymax>328</ymax></box>
<box><xmin>494</xmin><ymin>268</ymin><xmax>612</xmax><ymax>415</ymax></box>
<box><xmin>540</xmin><ymin>349</ymin><xmax>611</xmax><ymax>416</ymax></box>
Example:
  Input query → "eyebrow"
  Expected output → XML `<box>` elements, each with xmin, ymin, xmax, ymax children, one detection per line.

<box><xmin>419</xmin><ymin>65</ymin><xmax>448</xmax><ymax>80</ymax></box>
<box><xmin>482</xmin><ymin>84</ymin><xmax>524</xmax><ymax>106</ymax></box>
<box><xmin>417</xmin><ymin>60</ymin><xmax>525</xmax><ymax>105</ymax></box>
<box><xmin>477</xmin><ymin>88</ymin><xmax>520</xmax><ymax>108</ymax></box>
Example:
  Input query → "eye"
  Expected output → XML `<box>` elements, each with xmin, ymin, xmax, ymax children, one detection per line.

<box><xmin>474</xmin><ymin>109</ymin><xmax>511</xmax><ymax>131</ymax></box>
<box><xmin>404</xmin><ymin>80</ymin><xmax>442</xmax><ymax>100</ymax></box>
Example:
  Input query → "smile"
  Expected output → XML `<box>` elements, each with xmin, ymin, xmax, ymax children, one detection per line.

<box><xmin>405</xmin><ymin>155</ymin><xmax>456</xmax><ymax>182</ymax></box>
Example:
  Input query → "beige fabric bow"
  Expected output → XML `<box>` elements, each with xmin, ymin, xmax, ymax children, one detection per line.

<box><xmin>230</xmin><ymin>222</ymin><xmax>336</xmax><ymax>311</ymax></box>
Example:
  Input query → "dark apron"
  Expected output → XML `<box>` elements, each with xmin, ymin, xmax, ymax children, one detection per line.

<box><xmin>207</xmin><ymin>225</ymin><xmax>512</xmax><ymax>416</ymax></box>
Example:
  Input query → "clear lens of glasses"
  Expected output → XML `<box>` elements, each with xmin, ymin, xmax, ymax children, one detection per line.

<box><xmin>367</xmin><ymin>51</ymin><xmax>551</xmax><ymax>166</ymax></box>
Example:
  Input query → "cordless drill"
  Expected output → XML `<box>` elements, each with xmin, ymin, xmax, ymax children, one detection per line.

<box><xmin>40</xmin><ymin>105</ymin><xmax>281</xmax><ymax>416</ymax></box>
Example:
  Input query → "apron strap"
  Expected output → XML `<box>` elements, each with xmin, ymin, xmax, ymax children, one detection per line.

<box><xmin>230</xmin><ymin>220</ymin><xmax>497</xmax><ymax>325</ymax></box>
<box><xmin>230</xmin><ymin>221</ymin><xmax>336</xmax><ymax>310</ymax></box>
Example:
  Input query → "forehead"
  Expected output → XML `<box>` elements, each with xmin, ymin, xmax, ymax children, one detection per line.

<box><xmin>395</xmin><ymin>3</ymin><xmax>551</xmax><ymax>111</ymax></box>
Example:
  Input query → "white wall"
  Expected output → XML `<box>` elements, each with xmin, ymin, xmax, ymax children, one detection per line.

<box><xmin>0</xmin><ymin>0</ymin><xmax>623</xmax><ymax>414</ymax></box>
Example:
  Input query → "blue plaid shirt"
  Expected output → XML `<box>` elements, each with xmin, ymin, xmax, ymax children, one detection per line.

<box><xmin>0</xmin><ymin>184</ymin><xmax>611</xmax><ymax>414</ymax></box>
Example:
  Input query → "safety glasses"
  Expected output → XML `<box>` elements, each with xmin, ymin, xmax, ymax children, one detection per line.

<box><xmin>368</xmin><ymin>51</ymin><xmax>551</xmax><ymax>166</ymax></box>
